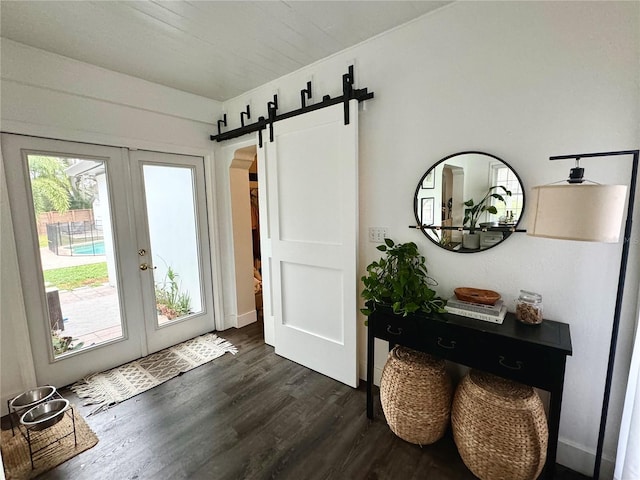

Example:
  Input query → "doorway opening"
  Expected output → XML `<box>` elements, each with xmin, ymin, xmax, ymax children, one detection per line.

<box><xmin>229</xmin><ymin>145</ymin><xmax>262</xmax><ymax>327</ymax></box>
<box><xmin>442</xmin><ymin>164</ymin><xmax>464</xmax><ymax>246</ymax></box>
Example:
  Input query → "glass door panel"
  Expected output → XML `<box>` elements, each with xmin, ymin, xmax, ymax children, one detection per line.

<box><xmin>130</xmin><ymin>149</ymin><xmax>214</xmax><ymax>355</ymax></box>
<box><xmin>142</xmin><ymin>164</ymin><xmax>203</xmax><ymax>326</ymax></box>
<box><xmin>26</xmin><ymin>154</ymin><xmax>124</xmax><ymax>357</ymax></box>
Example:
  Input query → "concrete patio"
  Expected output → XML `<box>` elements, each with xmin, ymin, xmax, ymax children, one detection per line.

<box><xmin>41</xmin><ymin>246</ymin><xmax>123</xmax><ymax>348</ymax></box>
<box><xmin>58</xmin><ymin>284</ymin><xmax>123</xmax><ymax>347</ymax></box>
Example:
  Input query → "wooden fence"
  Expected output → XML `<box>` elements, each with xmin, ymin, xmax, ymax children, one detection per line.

<box><xmin>36</xmin><ymin>209</ymin><xmax>94</xmax><ymax>235</ymax></box>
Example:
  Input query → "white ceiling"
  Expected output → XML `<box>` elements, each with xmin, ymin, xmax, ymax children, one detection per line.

<box><xmin>0</xmin><ymin>1</ymin><xmax>451</xmax><ymax>101</ymax></box>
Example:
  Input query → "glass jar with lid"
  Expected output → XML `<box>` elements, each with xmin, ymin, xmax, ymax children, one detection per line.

<box><xmin>516</xmin><ymin>290</ymin><xmax>543</xmax><ymax>325</ymax></box>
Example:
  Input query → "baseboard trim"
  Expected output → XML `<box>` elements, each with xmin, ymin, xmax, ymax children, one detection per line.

<box><xmin>358</xmin><ymin>364</ymin><xmax>383</xmax><ymax>387</ymax></box>
<box><xmin>237</xmin><ymin>310</ymin><xmax>257</xmax><ymax>328</ymax></box>
<box><xmin>557</xmin><ymin>437</ymin><xmax>615</xmax><ymax>479</ymax></box>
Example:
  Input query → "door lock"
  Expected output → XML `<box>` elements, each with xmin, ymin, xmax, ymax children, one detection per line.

<box><xmin>139</xmin><ymin>263</ymin><xmax>155</xmax><ymax>271</ymax></box>
<box><xmin>138</xmin><ymin>249</ymin><xmax>147</xmax><ymax>256</ymax></box>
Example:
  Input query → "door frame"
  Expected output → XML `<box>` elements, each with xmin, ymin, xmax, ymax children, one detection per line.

<box><xmin>212</xmin><ymin>136</ymin><xmax>262</xmax><ymax>332</ymax></box>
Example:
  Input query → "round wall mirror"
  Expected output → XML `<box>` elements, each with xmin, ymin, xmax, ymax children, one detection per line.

<box><xmin>414</xmin><ymin>151</ymin><xmax>525</xmax><ymax>253</ymax></box>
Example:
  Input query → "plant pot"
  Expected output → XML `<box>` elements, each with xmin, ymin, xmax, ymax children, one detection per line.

<box><xmin>462</xmin><ymin>232</ymin><xmax>480</xmax><ymax>250</ymax></box>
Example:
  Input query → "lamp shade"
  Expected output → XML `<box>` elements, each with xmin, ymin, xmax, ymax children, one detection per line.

<box><xmin>527</xmin><ymin>184</ymin><xmax>627</xmax><ymax>242</ymax></box>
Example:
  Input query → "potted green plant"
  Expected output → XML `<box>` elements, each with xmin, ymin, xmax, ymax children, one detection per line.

<box><xmin>462</xmin><ymin>186</ymin><xmax>511</xmax><ymax>249</ymax></box>
<box><xmin>360</xmin><ymin>238</ymin><xmax>445</xmax><ymax>317</ymax></box>
<box><xmin>155</xmin><ymin>265</ymin><xmax>192</xmax><ymax>320</ymax></box>
<box><xmin>51</xmin><ymin>330</ymin><xmax>84</xmax><ymax>355</ymax></box>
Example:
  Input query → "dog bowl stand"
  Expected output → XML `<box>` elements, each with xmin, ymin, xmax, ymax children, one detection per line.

<box><xmin>7</xmin><ymin>391</ymin><xmax>78</xmax><ymax>469</ymax></box>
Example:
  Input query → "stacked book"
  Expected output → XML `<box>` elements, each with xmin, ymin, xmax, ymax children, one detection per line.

<box><xmin>444</xmin><ymin>296</ymin><xmax>507</xmax><ymax>324</ymax></box>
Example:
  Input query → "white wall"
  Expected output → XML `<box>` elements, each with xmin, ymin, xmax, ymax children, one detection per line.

<box><xmin>221</xmin><ymin>2</ymin><xmax>639</xmax><ymax>476</ymax></box>
<box><xmin>0</xmin><ymin>39</ymin><xmax>223</xmax><ymax>414</ymax></box>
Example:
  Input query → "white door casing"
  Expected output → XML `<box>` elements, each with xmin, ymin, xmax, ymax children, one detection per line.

<box><xmin>214</xmin><ymin>137</ymin><xmax>259</xmax><ymax>331</ymax></box>
<box><xmin>258</xmin><ymin>101</ymin><xmax>359</xmax><ymax>387</ymax></box>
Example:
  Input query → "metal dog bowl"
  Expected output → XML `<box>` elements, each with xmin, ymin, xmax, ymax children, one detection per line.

<box><xmin>9</xmin><ymin>386</ymin><xmax>57</xmax><ymax>410</ymax></box>
<box><xmin>20</xmin><ymin>399</ymin><xmax>69</xmax><ymax>431</ymax></box>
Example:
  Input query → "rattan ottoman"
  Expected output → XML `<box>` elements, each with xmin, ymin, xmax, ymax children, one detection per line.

<box><xmin>380</xmin><ymin>346</ymin><xmax>453</xmax><ymax>445</ymax></box>
<box><xmin>452</xmin><ymin>370</ymin><xmax>548</xmax><ymax>480</ymax></box>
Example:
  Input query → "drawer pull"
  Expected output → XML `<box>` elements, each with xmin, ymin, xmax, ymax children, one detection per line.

<box><xmin>499</xmin><ymin>356</ymin><xmax>524</xmax><ymax>370</ymax></box>
<box><xmin>437</xmin><ymin>337</ymin><xmax>457</xmax><ymax>349</ymax></box>
<box><xmin>386</xmin><ymin>325</ymin><xmax>403</xmax><ymax>336</ymax></box>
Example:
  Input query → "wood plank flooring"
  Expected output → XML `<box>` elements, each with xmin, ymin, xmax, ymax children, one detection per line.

<box><xmin>4</xmin><ymin>321</ymin><xmax>589</xmax><ymax>480</ymax></box>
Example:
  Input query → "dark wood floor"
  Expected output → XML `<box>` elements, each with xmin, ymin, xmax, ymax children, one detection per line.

<box><xmin>5</xmin><ymin>321</ymin><xmax>590</xmax><ymax>480</ymax></box>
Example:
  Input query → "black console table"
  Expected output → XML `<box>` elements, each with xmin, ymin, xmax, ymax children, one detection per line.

<box><xmin>366</xmin><ymin>306</ymin><xmax>572</xmax><ymax>479</ymax></box>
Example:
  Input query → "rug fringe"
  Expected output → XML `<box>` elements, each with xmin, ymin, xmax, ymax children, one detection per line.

<box><xmin>69</xmin><ymin>380</ymin><xmax>113</xmax><ymax>415</ymax></box>
<box><xmin>210</xmin><ymin>335</ymin><xmax>238</xmax><ymax>355</ymax></box>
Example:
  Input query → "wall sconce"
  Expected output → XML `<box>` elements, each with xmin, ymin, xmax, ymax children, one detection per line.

<box><xmin>527</xmin><ymin>149</ymin><xmax>639</xmax><ymax>480</ymax></box>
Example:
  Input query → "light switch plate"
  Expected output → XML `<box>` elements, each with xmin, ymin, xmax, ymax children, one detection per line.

<box><xmin>368</xmin><ymin>227</ymin><xmax>389</xmax><ymax>243</ymax></box>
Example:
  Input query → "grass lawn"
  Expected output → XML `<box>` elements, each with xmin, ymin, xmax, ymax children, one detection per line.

<box><xmin>44</xmin><ymin>262</ymin><xmax>109</xmax><ymax>290</ymax></box>
<box><xmin>38</xmin><ymin>234</ymin><xmax>48</xmax><ymax>247</ymax></box>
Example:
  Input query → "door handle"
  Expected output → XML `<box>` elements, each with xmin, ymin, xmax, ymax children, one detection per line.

<box><xmin>139</xmin><ymin>263</ymin><xmax>156</xmax><ymax>271</ymax></box>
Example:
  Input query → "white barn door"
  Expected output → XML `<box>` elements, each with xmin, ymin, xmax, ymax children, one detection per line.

<box><xmin>258</xmin><ymin>100</ymin><xmax>359</xmax><ymax>387</ymax></box>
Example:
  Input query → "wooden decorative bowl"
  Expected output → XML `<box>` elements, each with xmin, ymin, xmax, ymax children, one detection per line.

<box><xmin>454</xmin><ymin>287</ymin><xmax>501</xmax><ymax>305</ymax></box>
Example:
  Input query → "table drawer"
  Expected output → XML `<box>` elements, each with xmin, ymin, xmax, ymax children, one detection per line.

<box><xmin>427</xmin><ymin>323</ymin><xmax>480</xmax><ymax>365</ymax></box>
<box><xmin>370</xmin><ymin>311</ymin><xmax>482</xmax><ymax>362</ymax></box>
<box><xmin>370</xmin><ymin>311</ymin><xmax>423</xmax><ymax>348</ymax></box>
<box><xmin>475</xmin><ymin>343</ymin><xmax>560</xmax><ymax>390</ymax></box>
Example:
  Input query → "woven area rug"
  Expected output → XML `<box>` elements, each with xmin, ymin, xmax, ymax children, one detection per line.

<box><xmin>70</xmin><ymin>333</ymin><xmax>237</xmax><ymax>414</ymax></box>
<box><xmin>1</xmin><ymin>408</ymin><xmax>98</xmax><ymax>480</ymax></box>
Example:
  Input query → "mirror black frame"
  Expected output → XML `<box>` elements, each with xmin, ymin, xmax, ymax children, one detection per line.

<box><xmin>413</xmin><ymin>150</ymin><xmax>526</xmax><ymax>253</ymax></box>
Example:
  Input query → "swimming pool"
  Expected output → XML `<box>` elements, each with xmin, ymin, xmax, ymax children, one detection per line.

<box><xmin>72</xmin><ymin>241</ymin><xmax>106</xmax><ymax>255</ymax></box>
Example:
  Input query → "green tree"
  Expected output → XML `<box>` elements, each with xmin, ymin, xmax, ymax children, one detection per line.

<box><xmin>29</xmin><ymin>156</ymin><xmax>71</xmax><ymax>214</ymax></box>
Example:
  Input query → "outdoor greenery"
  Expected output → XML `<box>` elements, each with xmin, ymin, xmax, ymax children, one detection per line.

<box><xmin>51</xmin><ymin>330</ymin><xmax>84</xmax><ymax>356</ymax></box>
<box><xmin>155</xmin><ymin>266</ymin><xmax>192</xmax><ymax>320</ymax></box>
<box><xmin>28</xmin><ymin>155</ymin><xmax>95</xmax><ymax>215</ymax></box>
<box><xmin>29</xmin><ymin>156</ymin><xmax>71</xmax><ymax>214</ymax></box>
<box><xmin>360</xmin><ymin>238</ymin><xmax>445</xmax><ymax>317</ymax></box>
<box><xmin>43</xmin><ymin>262</ymin><xmax>108</xmax><ymax>290</ymax></box>
<box><xmin>39</xmin><ymin>234</ymin><xmax>49</xmax><ymax>248</ymax></box>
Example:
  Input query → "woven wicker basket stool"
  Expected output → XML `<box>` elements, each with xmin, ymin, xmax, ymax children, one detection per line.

<box><xmin>380</xmin><ymin>346</ymin><xmax>452</xmax><ymax>445</ymax></box>
<box><xmin>452</xmin><ymin>370</ymin><xmax>548</xmax><ymax>480</ymax></box>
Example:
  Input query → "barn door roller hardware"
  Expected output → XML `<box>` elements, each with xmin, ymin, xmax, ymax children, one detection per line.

<box><xmin>240</xmin><ymin>105</ymin><xmax>251</xmax><ymax>127</ymax></box>
<box><xmin>210</xmin><ymin>65</ymin><xmax>374</xmax><ymax>147</ymax></box>
<box><xmin>216</xmin><ymin>114</ymin><xmax>227</xmax><ymax>136</ymax></box>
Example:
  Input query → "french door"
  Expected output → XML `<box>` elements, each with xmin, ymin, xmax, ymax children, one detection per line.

<box><xmin>2</xmin><ymin>134</ymin><xmax>214</xmax><ymax>387</ymax></box>
<box><xmin>129</xmin><ymin>149</ymin><xmax>214</xmax><ymax>354</ymax></box>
